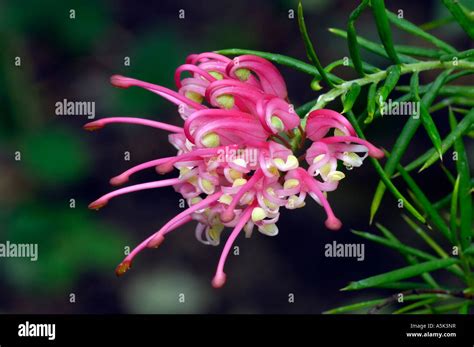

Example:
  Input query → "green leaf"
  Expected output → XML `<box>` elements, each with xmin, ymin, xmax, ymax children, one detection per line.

<box><xmin>342</xmin><ymin>258</ymin><xmax>459</xmax><ymax>291</ymax></box>
<box><xmin>410</xmin><ymin>71</ymin><xmax>420</xmax><ymax>100</ymax></box>
<box><xmin>375</xmin><ymin>223</ymin><xmax>439</xmax><ymax>288</ymax></box>
<box><xmin>418</xmin><ymin>107</ymin><xmax>474</xmax><ymax>172</ymax></box>
<box><xmin>433</xmin><ymin>192</ymin><xmax>454</xmax><ymax>211</ymax></box>
<box><xmin>351</xmin><ymin>229</ymin><xmax>437</xmax><ymax>261</ymax></box>
<box><xmin>347</xmin><ymin>0</ymin><xmax>369</xmax><ymax>76</ymax></box>
<box><xmin>442</xmin><ymin>0</ymin><xmax>474</xmax><ymax>40</ymax></box>
<box><xmin>365</xmin><ymin>82</ymin><xmax>378</xmax><ymax>123</ymax></box>
<box><xmin>296</xmin><ymin>99</ymin><xmax>318</xmax><ymax>118</ymax></box>
<box><xmin>376</xmin><ymin>64</ymin><xmax>401</xmax><ymax>112</ymax></box>
<box><xmin>464</xmin><ymin>244</ymin><xmax>474</xmax><ymax>257</ymax></box>
<box><xmin>326</xmin><ymin>293</ymin><xmax>447</xmax><ymax>314</ymax></box>
<box><xmin>342</xmin><ymin>83</ymin><xmax>361</xmax><ymax>113</ymax></box>
<box><xmin>297</xmin><ymin>2</ymin><xmax>334</xmax><ymax>87</ymax></box>
<box><xmin>451</xmin><ymin>175</ymin><xmax>461</xmax><ymax>242</ymax></box>
<box><xmin>440</xmin><ymin>48</ymin><xmax>474</xmax><ymax>62</ymax></box>
<box><xmin>328</xmin><ymin>28</ymin><xmax>418</xmax><ymax>63</ymax></box>
<box><xmin>410</xmin><ymin>73</ymin><xmax>442</xmax><ymax>159</ymax></box>
<box><xmin>393</xmin><ymin>45</ymin><xmax>442</xmax><ymax>59</ymax></box>
<box><xmin>344</xmin><ymin>112</ymin><xmax>426</xmax><ymax>225</ymax></box>
<box><xmin>217</xmin><ymin>48</ymin><xmax>342</xmax><ymax>83</ymax></box>
<box><xmin>385</xmin><ymin>10</ymin><xmax>457</xmax><ymax>53</ymax></box>
<box><xmin>397</xmin><ymin>85</ymin><xmax>474</xmax><ymax>99</ymax></box>
<box><xmin>370</xmin><ymin>70</ymin><xmax>452</xmax><ymax>222</ymax></box>
<box><xmin>410</xmin><ymin>301</ymin><xmax>467</xmax><ymax>314</ymax></box>
<box><xmin>401</xmin><ymin>214</ymin><xmax>465</xmax><ymax>277</ymax></box>
<box><xmin>440</xmin><ymin>163</ymin><xmax>456</xmax><ymax>186</ymax></box>
<box><xmin>396</xmin><ymin>164</ymin><xmax>453</xmax><ymax>242</ymax></box>
<box><xmin>393</xmin><ymin>298</ymin><xmax>439</xmax><ymax>314</ymax></box>
<box><xmin>410</xmin><ymin>73</ymin><xmax>443</xmax><ymax>158</ymax></box>
<box><xmin>323</xmin><ymin>299</ymin><xmax>383</xmax><ymax>314</ymax></box>
<box><xmin>374</xmin><ymin>281</ymin><xmax>435</xmax><ymax>290</ymax></box>
<box><xmin>459</xmin><ymin>302</ymin><xmax>470</xmax><ymax>314</ymax></box>
<box><xmin>324</xmin><ymin>58</ymin><xmax>380</xmax><ymax>74</ymax></box>
<box><xmin>401</xmin><ymin>215</ymin><xmax>449</xmax><ymax>259</ymax></box>
<box><xmin>449</xmin><ymin>110</ymin><xmax>473</xmax><ymax>250</ymax></box>
<box><xmin>370</xmin><ymin>0</ymin><xmax>401</xmax><ymax>64</ymax></box>
<box><xmin>419</xmin><ymin>103</ymin><xmax>443</xmax><ymax>159</ymax></box>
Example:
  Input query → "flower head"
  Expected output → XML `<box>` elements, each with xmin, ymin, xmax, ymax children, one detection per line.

<box><xmin>85</xmin><ymin>52</ymin><xmax>383</xmax><ymax>288</ymax></box>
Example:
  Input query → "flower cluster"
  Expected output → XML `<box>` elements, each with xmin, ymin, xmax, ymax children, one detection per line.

<box><xmin>85</xmin><ymin>52</ymin><xmax>383</xmax><ymax>288</ymax></box>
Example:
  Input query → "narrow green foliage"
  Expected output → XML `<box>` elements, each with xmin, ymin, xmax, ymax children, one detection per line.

<box><xmin>371</xmin><ymin>0</ymin><xmax>401</xmax><ymax>63</ymax></box>
<box><xmin>312</xmin><ymin>3</ymin><xmax>474</xmax><ymax>314</ymax></box>
<box><xmin>351</xmin><ymin>229</ymin><xmax>437</xmax><ymax>261</ymax></box>
<box><xmin>397</xmin><ymin>85</ymin><xmax>474</xmax><ymax>99</ymax></box>
<box><xmin>440</xmin><ymin>48</ymin><xmax>474</xmax><ymax>62</ymax></box>
<box><xmin>323</xmin><ymin>299</ymin><xmax>384</xmax><ymax>314</ymax></box>
<box><xmin>345</xmin><ymin>112</ymin><xmax>426</xmax><ymax>225</ymax></box>
<box><xmin>342</xmin><ymin>258</ymin><xmax>459</xmax><ymax>291</ymax></box>
<box><xmin>370</xmin><ymin>70</ymin><xmax>452</xmax><ymax>222</ymax></box>
<box><xmin>449</xmin><ymin>110</ymin><xmax>473</xmax><ymax>250</ymax></box>
<box><xmin>347</xmin><ymin>0</ymin><xmax>369</xmax><ymax>76</ymax></box>
<box><xmin>451</xmin><ymin>175</ymin><xmax>461</xmax><ymax>242</ymax></box>
<box><xmin>375</xmin><ymin>223</ymin><xmax>439</xmax><ymax>288</ymax></box>
<box><xmin>393</xmin><ymin>298</ymin><xmax>439</xmax><ymax>314</ymax></box>
<box><xmin>396</xmin><ymin>164</ymin><xmax>453</xmax><ymax>242</ymax></box>
<box><xmin>217</xmin><ymin>48</ymin><xmax>343</xmax><ymax>83</ymax></box>
<box><xmin>442</xmin><ymin>0</ymin><xmax>474</xmax><ymax>40</ymax></box>
<box><xmin>342</xmin><ymin>83</ymin><xmax>361</xmax><ymax>113</ymax></box>
<box><xmin>375</xmin><ymin>64</ymin><xmax>401</xmax><ymax>112</ymax></box>
<box><xmin>417</xmin><ymin>107</ymin><xmax>474</xmax><ymax>172</ymax></box>
<box><xmin>365</xmin><ymin>82</ymin><xmax>378</xmax><ymax>123</ymax></box>
<box><xmin>297</xmin><ymin>3</ymin><xmax>334</xmax><ymax>87</ymax></box>
<box><xmin>385</xmin><ymin>10</ymin><xmax>457</xmax><ymax>53</ymax></box>
<box><xmin>328</xmin><ymin>28</ymin><xmax>418</xmax><ymax>63</ymax></box>
<box><xmin>419</xmin><ymin>104</ymin><xmax>443</xmax><ymax>159</ymax></box>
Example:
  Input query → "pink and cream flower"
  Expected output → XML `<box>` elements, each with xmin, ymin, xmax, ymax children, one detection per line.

<box><xmin>85</xmin><ymin>52</ymin><xmax>383</xmax><ymax>288</ymax></box>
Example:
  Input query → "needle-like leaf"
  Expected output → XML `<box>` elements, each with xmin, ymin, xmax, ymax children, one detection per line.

<box><xmin>297</xmin><ymin>2</ymin><xmax>334</xmax><ymax>87</ymax></box>
<box><xmin>342</xmin><ymin>258</ymin><xmax>459</xmax><ymax>291</ymax></box>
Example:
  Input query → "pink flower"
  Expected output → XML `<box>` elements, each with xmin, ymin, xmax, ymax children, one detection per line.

<box><xmin>85</xmin><ymin>52</ymin><xmax>383</xmax><ymax>288</ymax></box>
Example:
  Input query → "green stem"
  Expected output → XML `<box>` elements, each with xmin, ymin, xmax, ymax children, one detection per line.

<box><xmin>305</xmin><ymin>59</ymin><xmax>474</xmax><ymax>116</ymax></box>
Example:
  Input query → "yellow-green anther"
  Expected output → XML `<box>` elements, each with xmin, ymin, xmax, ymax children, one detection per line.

<box><xmin>232</xmin><ymin>178</ymin><xmax>247</xmax><ymax>187</ymax></box>
<box><xmin>327</xmin><ymin>171</ymin><xmax>346</xmax><ymax>181</ymax></box>
<box><xmin>313</xmin><ymin>154</ymin><xmax>325</xmax><ymax>163</ymax></box>
<box><xmin>216</xmin><ymin>94</ymin><xmax>234</xmax><ymax>109</ymax></box>
<box><xmin>258</xmin><ymin>223</ymin><xmax>278</xmax><ymax>236</ymax></box>
<box><xmin>218</xmin><ymin>194</ymin><xmax>233</xmax><ymax>205</ymax></box>
<box><xmin>208</xmin><ymin>224</ymin><xmax>224</xmax><ymax>241</ymax></box>
<box><xmin>200</xmin><ymin>178</ymin><xmax>215</xmax><ymax>193</ymax></box>
<box><xmin>235</xmin><ymin>68</ymin><xmax>251</xmax><ymax>81</ymax></box>
<box><xmin>334</xmin><ymin>128</ymin><xmax>346</xmax><ymax>136</ymax></box>
<box><xmin>209</xmin><ymin>71</ymin><xmax>224</xmax><ymax>80</ymax></box>
<box><xmin>201</xmin><ymin>132</ymin><xmax>220</xmax><ymax>148</ymax></box>
<box><xmin>251</xmin><ymin>207</ymin><xmax>267</xmax><ymax>222</ymax></box>
<box><xmin>284</xmin><ymin>178</ymin><xmax>300</xmax><ymax>189</ymax></box>
<box><xmin>271</xmin><ymin>116</ymin><xmax>285</xmax><ymax>132</ymax></box>
<box><xmin>185</xmin><ymin>91</ymin><xmax>204</xmax><ymax>103</ymax></box>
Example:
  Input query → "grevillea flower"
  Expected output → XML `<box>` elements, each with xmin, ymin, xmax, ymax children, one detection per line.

<box><xmin>85</xmin><ymin>52</ymin><xmax>384</xmax><ymax>288</ymax></box>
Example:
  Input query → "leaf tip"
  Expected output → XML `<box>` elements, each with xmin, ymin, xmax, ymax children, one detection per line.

<box><xmin>340</xmin><ymin>285</ymin><xmax>352</xmax><ymax>291</ymax></box>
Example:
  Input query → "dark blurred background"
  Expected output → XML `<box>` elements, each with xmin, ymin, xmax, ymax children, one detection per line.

<box><xmin>0</xmin><ymin>0</ymin><xmax>472</xmax><ymax>314</ymax></box>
